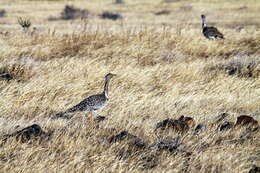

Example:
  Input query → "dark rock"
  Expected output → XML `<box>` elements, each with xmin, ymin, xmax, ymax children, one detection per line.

<box><xmin>235</xmin><ymin>115</ymin><xmax>258</xmax><ymax>127</ymax></box>
<box><xmin>0</xmin><ymin>73</ymin><xmax>13</xmax><ymax>81</ymax></box>
<box><xmin>109</xmin><ymin>130</ymin><xmax>146</xmax><ymax>148</ymax></box>
<box><xmin>248</xmin><ymin>165</ymin><xmax>260</xmax><ymax>173</ymax></box>
<box><xmin>0</xmin><ymin>9</ymin><xmax>6</xmax><ymax>17</ymax></box>
<box><xmin>0</xmin><ymin>64</ymin><xmax>32</xmax><ymax>82</ymax></box>
<box><xmin>61</xmin><ymin>5</ymin><xmax>89</xmax><ymax>20</ymax></box>
<box><xmin>218</xmin><ymin>121</ymin><xmax>234</xmax><ymax>131</ymax></box>
<box><xmin>2</xmin><ymin>124</ymin><xmax>51</xmax><ymax>143</ymax></box>
<box><xmin>150</xmin><ymin>136</ymin><xmax>181</xmax><ymax>152</ymax></box>
<box><xmin>155</xmin><ymin>116</ymin><xmax>195</xmax><ymax>134</ymax></box>
<box><xmin>194</xmin><ymin>124</ymin><xmax>206</xmax><ymax>133</ymax></box>
<box><xmin>178</xmin><ymin>115</ymin><xmax>196</xmax><ymax>128</ymax></box>
<box><xmin>154</xmin><ymin>10</ymin><xmax>170</xmax><ymax>15</ymax></box>
<box><xmin>100</xmin><ymin>11</ymin><xmax>122</xmax><ymax>20</ymax></box>
<box><xmin>155</xmin><ymin>118</ymin><xmax>173</xmax><ymax>129</ymax></box>
<box><xmin>115</xmin><ymin>0</ymin><xmax>124</xmax><ymax>4</ymax></box>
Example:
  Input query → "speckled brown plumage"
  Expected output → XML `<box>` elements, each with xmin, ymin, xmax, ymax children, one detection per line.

<box><xmin>54</xmin><ymin>73</ymin><xmax>116</xmax><ymax>119</ymax></box>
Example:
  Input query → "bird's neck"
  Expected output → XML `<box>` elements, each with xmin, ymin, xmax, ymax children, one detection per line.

<box><xmin>202</xmin><ymin>19</ymin><xmax>207</xmax><ymax>28</ymax></box>
<box><xmin>103</xmin><ymin>78</ymin><xmax>110</xmax><ymax>98</ymax></box>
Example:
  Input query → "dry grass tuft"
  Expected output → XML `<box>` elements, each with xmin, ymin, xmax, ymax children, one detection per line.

<box><xmin>224</xmin><ymin>56</ymin><xmax>260</xmax><ymax>78</ymax></box>
<box><xmin>206</xmin><ymin>55</ymin><xmax>260</xmax><ymax>78</ymax></box>
<box><xmin>0</xmin><ymin>63</ymin><xmax>34</xmax><ymax>82</ymax></box>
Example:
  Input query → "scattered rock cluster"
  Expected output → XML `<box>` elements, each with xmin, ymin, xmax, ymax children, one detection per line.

<box><xmin>1</xmin><ymin>113</ymin><xmax>258</xmax><ymax>172</ymax></box>
<box><xmin>48</xmin><ymin>5</ymin><xmax>123</xmax><ymax>21</ymax></box>
<box><xmin>2</xmin><ymin>124</ymin><xmax>52</xmax><ymax>143</ymax></box>
<box><xmin>0</xmin><ymin>72</ymin><xmax>13</xmax><ymax>81</ymax></box>
<box><xmin>0</xmin><ymin>64</ymin><xmax>33</xmax><ymax>82</ymax></box>
<box><xmin>107</xmin><ymin>113</ymin><xmax>259</xmax><ymax>171</ymax></box>
<box><xmin>61</xmin><ymin>5</ymin><xmax>89</xmax><ymax>20</ymax></box>
<box><xmin>248</xmin><ymin>165</ymin><xmax>260</xmax><ymax>173</ymax></box>
<box><xmin>155</xmin><ymin>115</ymin><xmax>195</xmax><ymax>133</ymax></box>
<box><xmin>99</xmin><ymin>11</ymin><xmax>123</xmax><ymax>20</ymax></box>
<box><xmin>48</xmin><ymin>5</ymin><xmax>89</xmax><ymax>21</ymax></box>
<box><xmin>0</xmin><ymin>9</ymin><xmax>6</xmax><ymax>17</ymax></box>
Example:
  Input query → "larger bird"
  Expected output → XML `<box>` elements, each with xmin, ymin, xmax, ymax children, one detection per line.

<box><xmin>54</xmin><ymin>73</ymin><xmax>116</xmax><ymax>119</ymax></box>
<box><xmin>201</xmin><ymin>14</ymin><xmax>224</xmax><ymax>39</ymax></box>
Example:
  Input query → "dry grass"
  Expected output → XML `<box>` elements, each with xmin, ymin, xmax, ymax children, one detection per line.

<box><xmin>0</xmin><ymin>0</ymin><xmax>259</xmax><ymax>172</ymax></box>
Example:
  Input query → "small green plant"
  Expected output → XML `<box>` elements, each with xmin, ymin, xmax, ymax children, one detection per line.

<box><xmin>18</xmin><ymin>17</ymin><xmax>31</xmax><ymax>31</ymax></box>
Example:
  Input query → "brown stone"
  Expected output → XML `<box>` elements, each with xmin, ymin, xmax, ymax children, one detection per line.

<box><xmin>178</xmin><ymin>116</ymin><xmax>196</xmax><ymax>129</ymax></box>
<box><xmin>235</xmin><ymin>115</ymin><xmax>259</xmax><ymax>127</ymax></box>
<box><xmin>248</xmin><ymin>165</ymin><xmax>260</xmax><ymax>173</ymax></box>
<box><xmin>108</xmin><ymin>130</ymin><xmax>146</xmax><ymax>149</ymax></box>
<box><xmin>149</xmin><ymin>136</ymin><xmax>181</xmax><ymax>152</ymax></box>
<box><xmin>155</xmin><ymin>116</ymin><xmax>196</xmax><ymax>134</ymax></box>
<box><xmin>2</xmin><ymin>124</ymin><xmax>51</xmax><ymax>143</ymax></box>
<box><xmin>218</xmin><ymin>121</ymin><xmax>234</xmax><ymax>131</ymax></box>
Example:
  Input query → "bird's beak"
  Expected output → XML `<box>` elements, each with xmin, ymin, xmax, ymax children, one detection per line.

<box><xmin>112</xmin><ymin>73</ymin><xmax>117</xmax><ymax>77</ymax></box>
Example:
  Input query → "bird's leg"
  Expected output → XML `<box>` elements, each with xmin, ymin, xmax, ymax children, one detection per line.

<box><xmin>92</xmin><ymin>111</ymin><xmax>97</xmax><ymax>121</ymax></box>
<box><xmin>81</xmin><ymin>112</ymin><xmax>88</xmax><ymax>128</ymax></box>
<box><xmin>84</xmin><ymin>111</ymin><xmax>90</xmax><ymax>121</ymax></box>
<box><xmin>83</xmin><ymin>112</ymin><xmax>87</xmax><ymax>122</ymax></box>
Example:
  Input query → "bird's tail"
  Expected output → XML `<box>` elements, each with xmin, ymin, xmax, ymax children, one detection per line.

<box><xmin>51</xmin><ymin>104</ymin><xmax>80</xmax><ymax>119</ymax></box>
<box><xmin>53</xmin><ymin>111</ymin><xmax>65</xmax><ymax>118</ymax></box>
<box><xmin>65</xmin><ymin>105</ymin><xmax>79</xmax><ymax>113</ymax></box>
<box><xmin>51</xmin><ymin>111</ymin><xmax>72</xmax><ymax>119</ymax></box>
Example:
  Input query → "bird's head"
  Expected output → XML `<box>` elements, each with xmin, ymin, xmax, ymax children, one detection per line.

<box><xmin>201</xmin><ymin>14</ymin><xmax>207</xmax><ymax>28</ymax></box>
<box><xmin>105</xmin><ymin>73</ymin><xmax>116</xmax><ymax>80</ymax></box>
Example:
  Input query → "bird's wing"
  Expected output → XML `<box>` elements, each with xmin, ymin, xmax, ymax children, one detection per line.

<box><xmin>206</xmin><ymin>27</ymin><xmax>224</xmax><ymax>38</ymax></box>
<box><xmin>66</xmin><ymin>94</ymin><xmax>105</xmax><ymax>113</ymax></box>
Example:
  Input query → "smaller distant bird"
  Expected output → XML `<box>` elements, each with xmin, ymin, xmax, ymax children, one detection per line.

<box><xmin>54</xmin><ymin>73</ymin><xmax>116</xmax><ymax>119</ymax></box>
<box><xmin>201</xmin><ymin>14</ymin><xmax>224</xmax><ymax>39</ymax></box>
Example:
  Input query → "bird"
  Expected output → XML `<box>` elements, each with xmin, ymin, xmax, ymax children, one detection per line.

<box><xmin>201</xmin><ymin>14</ymin><xmax>224</xmax><ymax>39</ymax></box>
<box><xmin>53</xmin><ymin>73</ymin><xmax>116</xmax><ymax>119</ymax></box>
